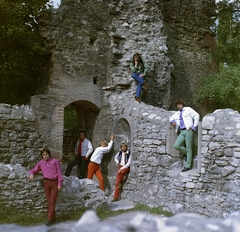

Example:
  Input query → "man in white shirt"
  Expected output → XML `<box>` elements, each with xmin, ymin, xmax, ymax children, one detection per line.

<box><xmin>64</xmin><ymin>131</ymin><xmax>93</xmax><ymax>178</ymax></box>
<box><xmin>169</xmin><ymin>99</ymin><xmax>199</xmax><ymax>172</ymax></box>
<box><xmin>111</xmin><ymin>143</ymin><xmax>132</xmax><ymax>202</ymax></box>
<box><xmin>86</xmin><ymin>134</ymin><xmax>114</xmax><ymax>190</ymax></box>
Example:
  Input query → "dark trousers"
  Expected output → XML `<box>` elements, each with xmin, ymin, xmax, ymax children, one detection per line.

<box><xmin>44</xmin><ymin>180</ymin><xmax>58</xmax><ymax>221</ymax></box>
<box><xmin>64</xmin><ymin>156</ymin><xmax>89</xmax><ymax>178</ymax></box>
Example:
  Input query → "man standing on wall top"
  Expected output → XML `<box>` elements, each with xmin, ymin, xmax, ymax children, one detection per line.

<box><xmin>169</xmin><ymin>99</ymin><xmax>199</xmax><ymax>172</ymax></box>
<box><xmin>64</xmin><ymin>130</ymin><xmax>93</xmax><ymax>178</ymax></box>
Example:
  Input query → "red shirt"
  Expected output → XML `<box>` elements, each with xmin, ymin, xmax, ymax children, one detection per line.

<box><xmin>77</xmin><ymin>138</ymin><xmax>84</xmax><ymax>156</ymax></box>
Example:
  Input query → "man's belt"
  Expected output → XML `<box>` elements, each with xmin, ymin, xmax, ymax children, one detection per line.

<box><xmin>44</xmin><ymin>178</ymin><xmax>58</xmax><ymax>182</ymax></box>
<box><xmin>91</xmin><ymin>161</ymin><xmax>99</xmax><ymax>165</ymax></box>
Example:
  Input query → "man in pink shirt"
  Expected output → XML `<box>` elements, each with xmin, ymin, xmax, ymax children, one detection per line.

<box><xmin>29</xmin><ymin>148</ymin><xmax>63</xmax><ymax>227</ymax></box>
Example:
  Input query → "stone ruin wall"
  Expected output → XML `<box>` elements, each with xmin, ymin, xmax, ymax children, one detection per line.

<box><xmin>33</xmin><ymin>0</ymin><xmax>217</xmax><ymax>157</ymax></box>
<box><xmin>1</xmin><ymin>104</ymin><xmax>240</xmax><ymax>218</ymax></box>
<box><xmin>2</xmin><ymin>0</ymin><xmax>236</xmax><ymax>219</ymax></box>
<box><xmin>159</xmin><ymin>0</ymin><xmax>218</xmax><ymax>109</ymax></box>
<box><xmin>0</xmin><ymin>104</ymin><xmax>106</xmax><ymax>217</ymax></box>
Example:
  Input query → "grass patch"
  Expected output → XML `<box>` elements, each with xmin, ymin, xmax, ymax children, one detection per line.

<box><xmin>132</xmin><ymin>203</ymin><xmax>173</xmax><ymax>217</ymax></box>
<box><xmin>96</xmin><ymin>203</ymin><xmax>173</xmax><ymax>221</ymax></box>
<box><xmin>0</xmin><ymin>203</ymin><xmax>173</xmax><ymax>226</ymax></box>
<box><xmin>0</xmin><ymin>208</ymin><xmax>46</xmax><ymax>226</ymax></box>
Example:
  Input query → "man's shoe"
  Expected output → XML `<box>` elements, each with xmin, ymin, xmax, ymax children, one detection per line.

<box><xmin>135</xmin><ymin>96</ymin><xmax>141</xmax><ymax>103</ymax></box>
<box><xmin>111</xmin><ymin>198</ymin><xmax>119</xmax><ymax>202</ymax></box>
<box><xmin>52</xmin><ymin>218</ymin><xmax>56</xmax><ymax>223</ymax></box>
<box><xmin>46</xmin><ymin>219</ymin><xmax>56</xmax><ymax>226</ymax></box>
<box><xmin>181</xmin><ymin>167</ymin><xmax>191</xmax><ymax>172</ymax></box>
<box><xmin>143</xmin><ymin>82</ymin><xmax>148</xmax><ymax>90</ymax></box>
<box><xmin>46</xmin><ymin>220</ymin><xmax>52</xmax><ymax>227</ymax></box>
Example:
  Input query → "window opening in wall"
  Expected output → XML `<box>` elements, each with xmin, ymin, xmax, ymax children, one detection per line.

<box><xmin>93</xmin><ymin>76</ymin><xmax>98</xmax><ymax>84</ymax></box>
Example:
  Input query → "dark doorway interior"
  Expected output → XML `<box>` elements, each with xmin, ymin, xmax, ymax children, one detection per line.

<box><xmin>62</xmin><ymin>100</ymin><xmax>99</xmax><ymax>163</ymax></box>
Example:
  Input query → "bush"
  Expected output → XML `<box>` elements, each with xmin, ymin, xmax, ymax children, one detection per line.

<box><xmin>193</xmin><ymin>65</ymin><xmax>240</xmax><ymax>113</ymax></box>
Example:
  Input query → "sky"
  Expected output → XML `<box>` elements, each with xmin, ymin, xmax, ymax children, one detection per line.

<box><xmin>52</xmin><ymin>0</ymin><xmax>61</xmax><ymax>8</ymax></box>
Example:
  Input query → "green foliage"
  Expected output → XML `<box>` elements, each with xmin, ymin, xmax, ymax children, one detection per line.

<box><xmin>132</xmin><ymin>203</ymin><xmax>173</xmax><ymax>217</ymax></box>
<box><xmin>0</xmin><ymin>207</ymin><xmax>46</xmax><ymax>226</ymax></box>
<box><xmin>0</xmin><ymin>203</ymin><xmax>173</xmax><ymax>226</ymax></box>
<box><xmin>0</xmin><ymin>0</ymin><xmax>52</xmax><ymax>104</ymax></box>
<box><xmin>194</xmin><ymin>0</ymin><xmax>240</xmax><ymax>112</ymax></box>
<box><xmin>194</xmin><ymin>65</ymin><xmax>240</xmax><ymax>113</ymax></box>
<box><xmin>96</xmin><ymin>203</ymin><xmax>173</xmax><ymax>221</ymax></box>
<box><xmin>64</xmin><ymin>105</ymin><xmax>79</xmax><ymax>130</ymax></box>
<box><xmin>212</xmin><ymin>0</ymin><xmax>240</xmax><ymax>66</ymax></box>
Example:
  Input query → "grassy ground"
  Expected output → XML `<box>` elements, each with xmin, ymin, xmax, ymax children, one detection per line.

<box><xmin>0</xmin><ymin>203</ymin><xmax>173</xmax><ymax>226</ymax></box>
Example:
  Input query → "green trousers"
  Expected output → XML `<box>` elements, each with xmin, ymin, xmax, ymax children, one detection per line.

<box><xmin>174</xmin><ymin>129</ymin><xmax>193</xmax><ymax>169</ymax></box>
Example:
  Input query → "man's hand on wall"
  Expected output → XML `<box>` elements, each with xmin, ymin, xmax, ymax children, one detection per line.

<box><xmin>29</xmin><ymin>175</ymin><xmax>34</xmax><ymax>181</ymax></box>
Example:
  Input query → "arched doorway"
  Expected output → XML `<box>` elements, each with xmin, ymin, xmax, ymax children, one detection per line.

<box><xmin>62</xmin><ymin>100</ymin><xmax>100</xmax><ymax>164</ymax></box>
<box><xmin>101</xmin><ymin>117</ymin><xmax>132</xmax><ymax>195</ymax></box>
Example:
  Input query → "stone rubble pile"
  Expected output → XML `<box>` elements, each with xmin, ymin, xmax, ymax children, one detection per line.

<box><xmin>1</xmin><ymin>210</ymin><xmax>240</xmax><ymax>232</ymax></box>
<box><xmin>0</xmin><ymin>163</ymin><xmax>107</xmax><ymax>217</ymax></box>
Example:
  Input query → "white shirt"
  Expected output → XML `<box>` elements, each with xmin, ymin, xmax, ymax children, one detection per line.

<box><xmin>88</xmin><ymin>140</ymin><xmax>113</xmax><ymax>164</ymax></box>
<box><xmin>114</xmin><ymin>150</ymin><xmax>132</xmax><ymax>170</ymax></box>
<box><xmin>169</xmin><ymin>107</ymin><xmax>199</xmax><ymax>130</ymax></box>
<box><xmin>75</xmin><ymin>138</ymin><xmax>93</xmax><ymax>157</ymax></box>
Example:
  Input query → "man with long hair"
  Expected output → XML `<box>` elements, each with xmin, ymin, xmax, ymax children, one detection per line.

<box><xmin>130</xmin><ymin>52</ymin><xmax>149</xmax><ymax>103</ymax></box>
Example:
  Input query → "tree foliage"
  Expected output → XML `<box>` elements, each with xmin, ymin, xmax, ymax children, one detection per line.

<box><xmin>194</xmin><ymin>65</ymin><xmax>240</xmax><ymax>112</ymax></box>
<box><xmin>212</xmin><ymin>0</ymin><xmax>240</xmax><ymax>66</ymax></box>
<box><xmin>0</xmin><ymin>0</ymin><xmax>52</xmax><ymax>104</ymax></box>
<box><xmin>193</xmin><ymin>0</ymin><xmax>240</xmax><ymax>113</ymax></box>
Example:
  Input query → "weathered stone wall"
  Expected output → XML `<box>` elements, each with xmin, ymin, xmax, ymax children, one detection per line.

<box><xmin>39</xmin><ymin>0</ymin><xmax>173</xmax><ymax>107</ymax></box>
<box><xmin>91</xmin><ymin>90</ymin><xmax>240</xmax><ymax>218</ymax></box>
<box><xmin>117</xmin><ymin>106</ymin><xmax>240</xmax><ymax>218</ymax></box>
<box><xmin>0</xmin><ymin>104</ymin><xmax>106</xmax><ymax>216</ymax></box>
<box><xmin>1</xmin><ymin>0</ymin><xmax>231</xmax><ymax>220</ymax></box>
<box><xmin>160</xmin><ymin>0</ymin><xmax>218</xmax><ymax>109</ymax></box>
<box><xmin>0</xmin><ymin>104</ymin><xmax>45</xmax><ymax>168</ymax></box>
<box><xmin>1</xmin><ymin>104</ymin><xmax>240</xmax><ymax>218</ymax></box>
<box><xmin>32</xmin><ymin>0</ymin><xmax>217</xmax><ymax>157</ymax></box>
<box><xmin>0</xmin><ymin>163</ymin><xmax>106</xmax><ymax>216</ymax></box>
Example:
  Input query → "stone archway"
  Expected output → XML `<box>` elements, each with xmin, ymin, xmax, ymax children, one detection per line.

<box><xmin>101</xmin><ymin>117</ymin><xmax>132</xmax><ymax>195</ymax></box>
<box><xmin>62</xmin><ymin>100</ymin><xmax>100</xmax><ymax>163</ymax></box>
<box><xmin>30</xmin><ymin>83</ymin><xmax>101</xmax><ymax>160</ymax></box>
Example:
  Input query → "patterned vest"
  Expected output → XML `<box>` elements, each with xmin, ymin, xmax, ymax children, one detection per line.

<box><xmin>117</xmin><ymin>150</ymin><xmax>131</xmax><ymax>165</ymax></box>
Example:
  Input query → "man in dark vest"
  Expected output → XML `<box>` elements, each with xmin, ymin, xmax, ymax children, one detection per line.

<box><xmin>111</xmin><ymin>143</ymin><xmax>132</xmax><ymax>202</ymax></box>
